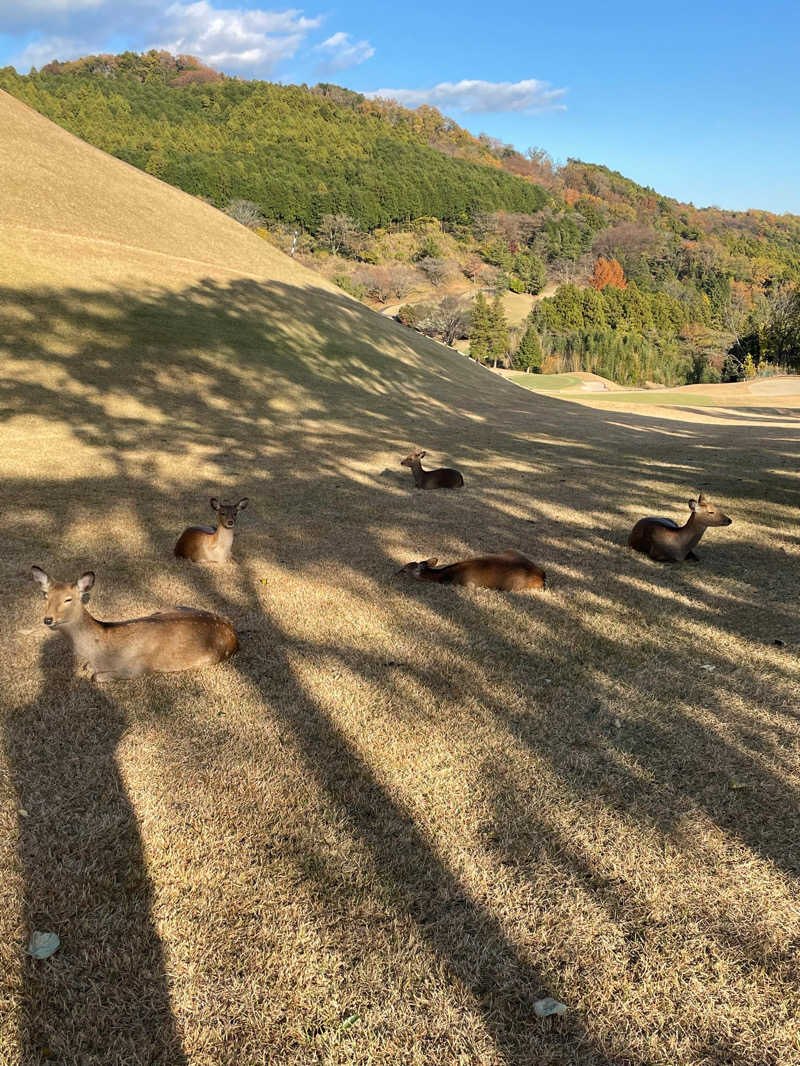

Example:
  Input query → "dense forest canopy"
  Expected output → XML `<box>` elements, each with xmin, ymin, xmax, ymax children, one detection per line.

<box><xmin>2</xmin><ymin>50</ymin><xmax>799</xmax><ymax>381</ymax></box>
<box><xmin>0</xmin><ymin>53</ymin><xmax>549</xmax><ymax>229</ymax></box>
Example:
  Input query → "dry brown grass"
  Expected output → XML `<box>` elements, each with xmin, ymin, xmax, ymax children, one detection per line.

<box><xmin>2</xmin><ymin>91</ymin><xmax>800</xmax><ymax>1066</ymax></box>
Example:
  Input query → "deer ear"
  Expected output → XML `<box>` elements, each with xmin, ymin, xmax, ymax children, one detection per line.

<box><xmin>76</xmin><ymin>571</ymin><xmax>95</xmax><ymax>594</ymax></box>
<box><xmin>424</xmin><ymin>557</ymin><xmax>438</xmax><ymax>567</ymax></box>
<box><xmin>688</xmin><ymin>499</ymin><xmax>698</xmax><ymax>511</ymax></box>
<box><xmin>210</xmin><ymin>497</ymin><xmax>220</xmax><ymax>511</ymax></box>
<box><xmin>31</xmin><ymin>566</ymin><xmax>50</xmax><ymax>591</ymax></box>
<box><xmin>697</xmin><ymin>492</ymin><xmax>707</xmax><ymax>504</ymax></box>
<box><xmin>418</xmin><ymin>450</ymin><xmax>426</xmax><ymax>458</ymax></box>
<box><xmin>236</xmin><ymin>497</ymin><xmax>249</xmax><ymax>511</ymax></box>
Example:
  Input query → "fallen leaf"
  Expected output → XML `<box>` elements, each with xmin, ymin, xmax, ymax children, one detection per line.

<box><xmin>701</xmin><ymin>664</ymin><xmax>716</xmax><ymax>671</ymax></box>
<box><xmin>534</xmin><ymin>997</ymin><xmax>567</xmax><ymax>1018</ymax></box>
<box><xmin>27</xmin><ymin>931</ymin><xmax>60</xmax><ymax>959</ymax></box>
<box><xmin>18</xmin><ymin>808</ymin><xmax>28</xmax><ymax>818</ymax></box>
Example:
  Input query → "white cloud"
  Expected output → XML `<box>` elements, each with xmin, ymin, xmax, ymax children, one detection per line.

<box><xmin>313</xmin><ymin>31</ymin><xmax>373</xmax><ymax>73</ymax></box>
<box><xmin>2</xmin><ymin>2</ymin><xmax>331</xmax><ymax>77</ymax></box>
<box><xmin>13</xmin><ymin>35</ymin><xmax>92</xmax><ymax>71</ymax></box>
<box><xmin>0</xmin><ymin>0</ymin><xmax>104</xmax><ymax>13</ymax></box>
<box><xmin>154</xmin><ymin>2</ymin><xmax>322</xmax><ymax>74</ymax></box>
<box><xmin>366</xmin><ymin>78</ymin><xmax>567</xmax><ymax>115</ymax></box>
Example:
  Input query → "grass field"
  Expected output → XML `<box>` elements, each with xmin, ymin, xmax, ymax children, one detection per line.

<box><xmin>2</xmin><ymin>91</ymin><xmax>800</xmax><ymax>1066</ymax></box>
<box><xmin>506</xmin><ymin>372</ymin><xmax>583</xmax><ymax>391</ymax></box>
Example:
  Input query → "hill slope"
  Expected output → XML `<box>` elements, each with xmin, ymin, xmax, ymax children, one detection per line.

<box><xmin>2</xmin><ymin>91</ymin><xmax>800</xmax><ymax>1066</ymax></box>
<box><xmin>0</xmin><ymin>59</ymin><xmax>550</xmax><ymax>229</ymax></box>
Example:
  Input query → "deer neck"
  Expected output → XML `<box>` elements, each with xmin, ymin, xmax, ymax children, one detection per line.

<box><xmin>677</xmin><ymin>511</ymin><xmax>706</xmax><ymax>552</ymax></box>
<box><xmin>213</xmin><ymin>521</ymin><xmax>235</xmax><ymax>553</ymax></box>
<box><xmin>420</xmin><ymin>564</ymin><xmax>451</xmax><ymax>583</ymax></box>
<box><xmin>411</xmin><ymin>459</ymin><xmax>426</xmax><ymax>486</ymax></box>
<box><xmin>61</xmin><ymin>603</ymin><xmax>106</xmax><ymax>656</ymax></box>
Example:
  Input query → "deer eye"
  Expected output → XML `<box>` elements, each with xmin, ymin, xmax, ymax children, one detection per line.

<box><xmin>64</xmin><ymin>597</ymin><xmax>72</xmax><ymax>603</ymax></box>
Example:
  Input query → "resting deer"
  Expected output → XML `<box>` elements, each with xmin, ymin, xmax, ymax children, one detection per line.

<box><xmin>401</xmin><ymin>451</ymin><xmax>464</xmax><ymax>489</ymax></box>
<box><xmin>396</xmin><ymin>550</ymin><xmax>546</xmax><ymax>591</ymax></box>
<box><xmin>628</xmin><ymin>493</ymin><xmax>732</xmax><ymax>562</ymax></box>
<box><xmin>31</xmin><ymin>567</ymin><xmax>238</xmax><ymax>681</ymax></box>
<box><xmin>175</xmin><ymin>497</ymin><xmax>249</xmax><ymax>562</ymax></box>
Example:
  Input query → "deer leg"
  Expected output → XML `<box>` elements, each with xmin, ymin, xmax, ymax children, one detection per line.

<box><xmin>686</xmin><ymin>550</ymin><xmax>700</xmax><ymax>562</ymax></box>
<box><xmin>92</xmin><ymin>670</ymin><xmax>139</xmax><ymax>683</ymax></box>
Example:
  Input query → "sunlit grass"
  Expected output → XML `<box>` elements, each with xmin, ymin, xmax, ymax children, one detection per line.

<box><xmin>2</xmin><ymin>90</ymin><xmax>800</xmax><ymax>1066</ymax></box>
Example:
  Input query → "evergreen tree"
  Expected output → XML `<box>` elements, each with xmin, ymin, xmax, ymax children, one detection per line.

<box><xmin>515</xmin><ymin>326</ymin><xmax>544</xmax><ymax>372</ymax></box>
<box><xmin>488</xmin><ymin>294</ymin><xmax>510</xmax><ymax>367</ymax></box>
<box><xmin>469</xmin><ymin>291</ymin><xmax>491</xmax><ymax>363</ymax></box>
<box><xmin>513</xmin><ymin>250</ymin><xmax>547</xmax><ymax>294</ymax></box>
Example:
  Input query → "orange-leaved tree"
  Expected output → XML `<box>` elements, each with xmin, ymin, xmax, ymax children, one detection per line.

<box><xmin>590</xmin><ymin>256</ymin><xmax>627</xmax><ymax>290</ymax></box>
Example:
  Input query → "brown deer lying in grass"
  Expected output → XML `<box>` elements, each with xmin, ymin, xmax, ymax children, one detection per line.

<box><xmin>401</xmin><ymin>451</ymin><xmax>464</xmax><ymax>489</ymax></box>
<box><xmin>396</xmin><ymin>550</ymin><xmax>546</xmax><ymax>590</ymax></box>
<box><xmin>31</xmin><ymin>567</ymin><xmax>238</xmax><ymax>681</ymax></box>
<box><xmin>628</xmin><ymin>493</ymin><xmax>732</xmax><ymax>562</ymax></box>
<box><xmin>175</xmin><ymin>497</ymin><xmax>248</xmax><ymax>562</ymax></box>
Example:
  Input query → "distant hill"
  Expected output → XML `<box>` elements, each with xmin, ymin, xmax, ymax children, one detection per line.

<box><xmin>2</xmin><ymin>50</ymin><xmax>798</xmax><ymax>281</ymax></box>
<box><xmin>0</xmin><ymin>52</ymin><xmax>549</xmax><ymax>230</ymax></box>
<box><xmin>2</xmin><ymin>51</ymin><xmax>798</xmax><ymax>383</ymax></box>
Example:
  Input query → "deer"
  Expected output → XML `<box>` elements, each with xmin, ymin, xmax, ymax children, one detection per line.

<box><xmin>396</xmin><ymin>550</ymin><xmax>546</xmax><ymax>591</ymax></box>
<box><xmin>31</xmin><ymin>567</ymin><xmax>239</xmax><ymax>682</ymax></box>
<box><xmin>174</xmin><ymin>497</ymin><xmax>249</xmax><ymax>563</ymax></box>
<box><xmin>628</xmin><ymin>493</ymin><xmax>732</xmax><ymax>562</ymax></box>
<box><xmin>401</xmin><ymin>451</ymin><xmax>464</xmax><ymax>490</ymax></box>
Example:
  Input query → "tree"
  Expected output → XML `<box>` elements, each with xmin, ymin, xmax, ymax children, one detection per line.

<box><xmin>480</xmin><ymin>237</ymin><xmax>514</xmax><ymax>272</ymax></box>
<box><xmin>317</xmin><ymin>213</ymin><xmax>361</xmax><ymax>256</ymax></box>
<box><xmin>513</xmin><ymin>250</ymin><xmax>547</xmax><ymax>295</ymax></box>
<box><xmin>469</xmin><ymin>292</ymin><xmax>491</xmax><ymax>363</ymax></box>
<box><xmin>424</xmin><ymin>296</ymin><xmax>469</xmax><ymax>345</ymax></box>
<box><xmin>488</xmin><ymin>294</ymin><xmax>510</xmax><ymax>367</ymax></box>
<box><xmin>515</xmin><ymin>326</ymin><xmax>544</xmax><ymax>372</ymax></box>
<box><xmin>225</xmin><ymin>199</ymin><xmax>264</xmax><ymax>228</ymax></box>
<box><xmin>743</xmin><ymin>352</ymin><xmax>757</xmax><ymax>379</ymax></box>
<box><xmin>418</xmin><ymin>257</ymin><xmax>453</xmax><ymax>287</ymax></box>
<box><xmin>590</xmin><ymin>256</ymin><xmax>627</xmax><ymax>290</ymax></box>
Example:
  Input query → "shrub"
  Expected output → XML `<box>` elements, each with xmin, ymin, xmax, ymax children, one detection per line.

<box><xmin>332</xmin><ymin>274</ymin><xmax>367</xmax><ymax>300</ymax></box>
<box><xmin>225</xmin><ymin>199</ymin><xmax>265</xmax><ymax>228</ymax></box>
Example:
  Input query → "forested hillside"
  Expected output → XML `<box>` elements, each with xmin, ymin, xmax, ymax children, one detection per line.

<box><xmin>0</xmin><ymin>53</ymin><xmax>548</xmax><ymax>228</ymax></box>
<box><xmin>2</xmin><ymin>49</ymin><xmax>799</xmax><ymax>385</ymax></box>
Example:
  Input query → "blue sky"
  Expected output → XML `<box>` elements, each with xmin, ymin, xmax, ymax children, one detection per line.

<box><xmin>1</xmin><ymin>0</ymin><xmax>798</xmax><ymax>213</ymax></box>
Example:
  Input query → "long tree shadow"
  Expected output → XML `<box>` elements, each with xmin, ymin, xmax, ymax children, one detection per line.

<box><xmin>4</xmin><ymin>637</ymin><xmax>187</xmax><ymax>1066</ymax></box>
<box><xmin>2</xmin><ymin>273</ymin><xmax>800</xmax><ymax>1064</ymax></box>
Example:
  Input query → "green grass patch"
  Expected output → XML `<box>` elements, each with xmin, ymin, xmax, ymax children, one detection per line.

<box><xmin>507</xmin><ymin>372</ymin><xmax>581</xmax><ymax>391</ymax></box>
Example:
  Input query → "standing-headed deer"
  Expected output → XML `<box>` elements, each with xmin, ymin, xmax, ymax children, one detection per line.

<box><xmin>174</xmin><ymin>497</ymin><xmax>249</xmax><ymax>563</ymax></box>
<box><xmin>31</xmin><ymin>567</ymin><xmax>238</xmax><ymax>681</ymax></box>
<box><xmin>628</xmin><ymin>493</ymin><xmax>732</xmax><ymax>562</ymax></box>
<box><xmin>396</xmin><ymin>550</ymin><xmax>546</xmax><ymax>591</ymax></box>
<box><xmin>401</xmin><ymin>451</ymin><xmax>464</xmax><ymax>490</ymax></box>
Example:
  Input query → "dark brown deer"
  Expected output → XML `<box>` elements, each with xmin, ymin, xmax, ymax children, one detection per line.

<box><xmin>628</xmin><ymin>493</ymin><xmax>732</xmax><ymax>562</ymax></box>
<box><xmin>31</xmin><ymin>567</ymin><xmax>238</xmax><ymax>681</ymax></box>
<box><xmin>175</xmin><ymin>497</ymin><xmax>248</xmax><ymax>563</ymax></box>
<box><xmin>396</xmin><ymin>550</ymin><xmax>545</xmax><ymax>590</ymax></box>
<box><xmin>401</xmin><ymin>451</ymin><xmax>464</xmax><ymax>489</ymax></box>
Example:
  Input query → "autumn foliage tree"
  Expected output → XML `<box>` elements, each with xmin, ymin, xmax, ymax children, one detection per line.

<box><xmin>590</xmin><ymin>257</ymin><xmax>627</xmax><ymax>291</ymax></box>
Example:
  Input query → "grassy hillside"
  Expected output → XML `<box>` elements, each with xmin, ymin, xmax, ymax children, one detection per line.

<box><xmin>2</xmin><ymin>91</ymin><xmax>800</xmax><ymax>1066</ymax></box>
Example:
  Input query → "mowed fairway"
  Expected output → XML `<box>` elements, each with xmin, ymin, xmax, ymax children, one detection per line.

<box><xmin>2</xmin><ymin>91</ymin><xmax>800</xmax><ymax>1066</ymax></box>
